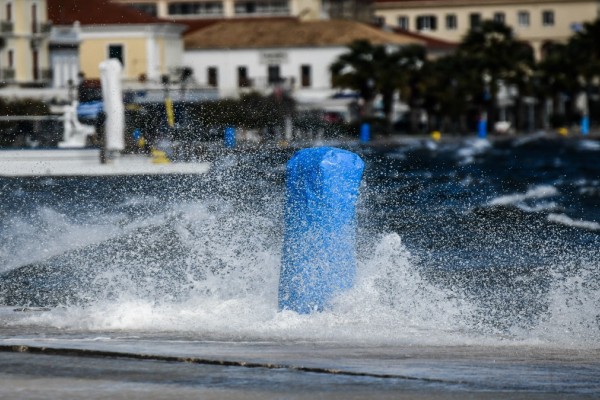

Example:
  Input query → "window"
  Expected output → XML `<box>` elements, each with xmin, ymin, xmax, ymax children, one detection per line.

<box><xmin>238</xmin><ymin>66</ymin><xmax>249</xmax><ymax>87</ymax></box>
<box><xmin>129</xmin><ymin>3</ymin><xmax>158</xmax><ymax>16</ymax></box>
<box><xmin>108</xmin><ymin>44</ymin><xmax>124</xmax><ymax>65</ymax></box>
<box><xmin>416</xmin><ymin>15</ymin><xmax>437</xmax><ymax>31</ymax></box>
<box><xmin>6</xmin><ymin>2</ymin><xmax>11</xmax><ymax>21</ymax></box>
<box><xmin>542</xmin><ymin>10</ymin><xmax>555</xmax><ymax>26</ymax></box>
<box><xmin>493</xmin><ymin>12</ymin><xmax>505</xmax><ymax>24</ymax></box>
<box><xmin>7</xmin><ymin>49</ymin><xmax>13</xmax><ymax>68</ymax></box>
<box><xmin>267</xmin><ymin>65</ymin><xmax>280</xmax><ymax>85</ymax></box>
<box><xmin>397</xmin><ymin>15</ymin><xmax>409</xmax><ymax>30</ymax></box>
<box><xmin>234</xmin><ymin>1</ymin><xmax>289</xmax><ymax>15</ymax></box>
<box><xmin>207</xmin><ymin>67</ymin><xmax>218</xmax><ymax>87</ymax></box>
<box><xmin>469</xmin><ymin>13</ymin><xmax>481</xmax><ymax>29</ymax></box>
<box><xmin>169</xmin><ymin>2</ymin><xmax>223</xmax><ymax>16</ymax></box>
<box><xmin>300</xmin><ymin>65</ymin><xmax>311</xmax><ymax>88</ymax></box>
<box><xmin>445</xmin><ymin>14</ymin><xmax>457</xmax><ymax>30</ymax></box>
<box><xmin>518</xmin><ymin>11</ymin><xmax>530</xmax><ymax>27</ymax></box>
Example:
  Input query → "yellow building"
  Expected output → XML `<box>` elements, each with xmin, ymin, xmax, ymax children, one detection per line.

<box><xmin>110</xmin><ymin>0</ymin><xmax>325</xmax><ymax>20</ymax></box>
<box><xmin>0</xmin><ymin>0</ymin><xmax>52</xmax><ymax>86</ymax></box>
<box><xmin>374</xmin><ymin>0</ymin><xmax>600</xmax><ymax>58</ymax></box>
<box><xmin>48</xmin><ymin>0</ymin><xmax>186</xmax><ymax>84</ymax></box>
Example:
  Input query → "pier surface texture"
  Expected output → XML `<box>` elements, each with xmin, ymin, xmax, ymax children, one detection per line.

<box><xmin>0</xmin><ymin>149</ymin><xmax>210</xmax><ymax>177</ymax></box>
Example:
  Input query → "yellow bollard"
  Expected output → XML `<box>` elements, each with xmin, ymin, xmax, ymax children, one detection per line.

<box><xmin>165</xmin><ymin>97</ymin><xmax>175</xmax><ymax>128</ymax></box>
<box><xmin>431</xmin><ymin>131</ymin><xmax>442</xmax><ymax>142</ymax></box>
<box><xmin>151</xmin><ymin>149</ymin><xmax>170</xmax><ymax>164</ymax></box>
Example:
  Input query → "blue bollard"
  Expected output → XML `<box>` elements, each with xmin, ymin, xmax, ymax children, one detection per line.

<box><xmin>278</xmin><ymin>147</ymin><xmax>365</xmax><ymax>314</ymax></box>
<box><xmin>360</xmin><ymin>122</ymin><xmax>371</xmax><ymax>143</ymax></box>
<box><xmin>478</xmin><ymin>117</ymin><xmax>487</xmax><ymax>139</ymax></box>
<box><xmin>581</xmin><ymin>115</ymin><xmax>590</xmax><ymax>135</ymax></box>
<box><xmin>225</xmin><ymin>127</ymin><xmax>236</xmax><ymax>148</ymax></box>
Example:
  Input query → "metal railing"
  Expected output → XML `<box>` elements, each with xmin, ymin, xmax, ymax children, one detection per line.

<box><xmin>0</xmin><ymin>21</ymin><xmax>13</xmax><ymax>34</ymax></box>
<box><xmin>31</xmin><ymin>22</ymin><xmax>52</xmax><ymax>35</ymax></box>
<box><xmin>0</xmin><ymin>68</ymin><xmax>15</xmax><ymax>81</ymax></box>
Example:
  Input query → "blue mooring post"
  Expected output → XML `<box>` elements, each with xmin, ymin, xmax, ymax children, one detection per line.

<box><xmin>278</xmin><ymin>147</ymin><xmax>365</xmax><ymax>314</ymax></box>
<box><xmin>581</xmin><ymin>115</ymin><xmax>590</xmax><ymax>135</ymax></box>
<box><xmin>225</xmin><ymin>127</ymin><xmax>236</xmax><ymax>148</ymax></box>
<box><xmin>478</xmin><ymin>112</ymin><xmax>487</xmax><ymax>139</ymax></box>
<box><xmin>360</xmin><ymin>122</ymin><xmax>371</xmax><ymax>143</ymax></box>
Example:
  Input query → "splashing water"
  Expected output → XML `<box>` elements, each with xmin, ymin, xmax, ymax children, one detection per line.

<box><xmin>1</xmin><ymin>138</ymin><xmax>599</xmax><ymax>349</ymax></box>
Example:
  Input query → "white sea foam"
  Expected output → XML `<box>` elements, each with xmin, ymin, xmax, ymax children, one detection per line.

<box><xmin>547</xmin><ymin>213</ymin><xmax>600</xmax><ymax>231</ymax></box>
<box><xmin>577</xmin><ymin>140</ymin><xmax>600</xmax><ymax>151</ymax></box>
<box><xmin>487</xmin><ymin>185</ymin><xmax>559</xmax><ymax>207</ymax></box>
<box><xmin>456</xmin><ymin>138</ymin><xmax>491</xmax><ymax>164</ymax></box>
<box><xmin>530</xmin><ymin>265</ymin><xmax>600</xmax><ymax>347</ymax></box>
<box><xmin>4</xmin><ymin>191</ymin><xmax>599</xmax><ymax>349</ymax></box>
<box><xmin>0</xmin><ymin>208</ymin><xmax>122</xmax><ymax>272</ymax></box>
<box><xmin>15</xmin><ymin>223</ymin><xmax>599</xmax><ymax>349</ymax></box>
<box><xmin>18</xmin><ymin>231</ymin><xmax>480</xmax><ymax>346</ymax></box>
<box><xmin>511</xmin><ymin>132</ymin><xmax>547</xmax><ymax>147</ymax></box>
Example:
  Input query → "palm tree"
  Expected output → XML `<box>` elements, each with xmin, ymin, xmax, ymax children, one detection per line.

<box><xmin>394</xmin><ymin>44</ymin><xmax>427</xmax><ymax>133</ymax></box>
<box><xmin>567</xmin><ymin>18</ymin><xmax>600</xmax><ymax>127</ymax></box>
<box><xmin>330</xmin><ymin>40</ymin><xmax>426</xmax><ymax>128</ymax></box>
<box><xmin>536</xmin><ymin>42</ymin><xmax>579</xmax><ymax>127</ymax></box>
<box><xmin>331</xmin><ymin>40</ymin><xmax>379</xmax><ymax>118</ymax></box>
<box><xmin>569</xmin><ymin>18</ymin><xmax>600</xmax><ymax>85</ymax></box>
<box><xmin>420</xmin><ymin>54</ymin><xmax>476</xmax><ymax>134</ymax></box>
<box><xmin>457</xmin><ymin>20</ymin><xmax>535</xmax><ymax>131</ymax></box>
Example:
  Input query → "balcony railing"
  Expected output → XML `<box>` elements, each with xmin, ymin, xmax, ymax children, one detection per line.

<box><xmin>32</xmin><ymin>22</ymin><xmax>52</xmax><ymax>35</ymax></box>
<box><xmin>0</xmin><ymin>21</ymin><xmax>13</xmax><ymax>34</ymax></box>
<box><xmin>0</xmin><ymin>68</ymin><xmax>15</xmax><ymax>81</ymax></box>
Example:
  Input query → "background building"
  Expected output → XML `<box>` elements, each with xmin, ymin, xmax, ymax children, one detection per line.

<box><xmin>48</xmin><ymin>0</ymin><xmax>186</xmax><ymax>85</ymax></box>
<box><xmin>183</xmin><ymin>18</ymin><xmax>434</xmax><ymax>101</ymax></box>
<box><xmin>374</xmin><ymin>0</ymin><xmax>600</xmax><ymax>58</ymax></box>
<box><xmin>0</xmin><ymin>0</ymin><xmax>52</xmax><ymax>87</ymax></box>
<box><xmin>110</xmin><ymin>0</ymin><xmax>325</xmax><ymax>20</ymax></box>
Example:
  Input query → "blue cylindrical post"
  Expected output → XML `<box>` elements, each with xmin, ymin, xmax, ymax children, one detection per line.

<box><xmin>225</xmin><ymin>127</ymin><xmax>236</xmax><ymax>148</ymax></box>
<box><xmin>360</xmin><ymin>122</ymin><xmax>371</xmax><ymax>143</ymax></box>
<box><xmin>478</xmin><ymin>112</ymin><xmax>487</xmax><ymax>139</ymax></box>
<box><xmin>278</xmin><ymin>147</ymin><xmax>365</xmax><ymax>314</ymax></box>
<box><xmin>581</xmin><ymin>115</ymin><xmax>590</xmax><ymax>135</ymax></box>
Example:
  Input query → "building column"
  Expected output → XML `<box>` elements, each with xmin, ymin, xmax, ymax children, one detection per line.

<box><xmin>223</xmin><ymin>0</ymin><xmax>235</xmax><ymax>18</ymax></box>
<box><xmin>146</xmin><ymin>35</ymin><xmax>159</xmax><ymax>81</ymax></box>
<box><xmin>157</xmin><ymin>0</ymin><xmax>169</xmax><ymax>18</ymax></box>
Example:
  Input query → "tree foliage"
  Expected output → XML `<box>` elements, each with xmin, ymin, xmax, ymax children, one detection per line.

<box><xmin>330</xmin><ymin>18</ymin><xmax>600</xmax><ymax>133</ymax></box>
<box><xmin>330</xmin><ymin>40</ymin><xmax>426</xmax><ymax>125</ymax></box>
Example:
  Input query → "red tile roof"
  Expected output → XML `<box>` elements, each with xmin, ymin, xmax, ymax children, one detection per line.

<box><xmin>47</xmin><ymin>0</ymin><xmax>165</xmax><ymax>25</ymax></box>
<box><xmin>175</xmin><ymin>16</ymin><xmax>299</xmax><ymax>34</ymax></box>
<box><xmin>184</xmin><ymin>19</ymin><xmax>428</xmax><ymax>49</ymax></box>
<box><xmin>389</xmin><ymin>27</ymin><xmax>457</xmax><ymax>49</ymax></box>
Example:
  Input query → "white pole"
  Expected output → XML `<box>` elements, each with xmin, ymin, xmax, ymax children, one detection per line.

<box><xmin>99</xmin><ymin>59</ymin><xmax>125</xmax><ymax>154</ymax></box>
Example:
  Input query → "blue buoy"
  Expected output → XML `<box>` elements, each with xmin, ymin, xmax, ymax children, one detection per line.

<box><xmin>581</xmin><ymin>115</ymin><xmax>590</xmax><ymax>135</ymax></box>
<box><xmin>225</xmin><ymin>127</ymin><xmax>236</xmax><ymax>148</ymax></box>
<box><xmin>360</xmin><ymin>122</ymin><xmax>371</xmax><ymax>143</ymax></box>
<box><xmin>278</xmin><ymin>147</ymin><xmax>365</xmax><ymax>314</ymax></box>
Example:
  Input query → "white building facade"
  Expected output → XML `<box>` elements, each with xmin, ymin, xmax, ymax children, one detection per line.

<box><xmin>184</xmin><ymin>46</ymin><xmax>348</xmax><ymax>100</ymax></box>
<box><xmin>183</xmin><ymin>19</ymin><xmax>429</xmax><ymax>103</ymax></box>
